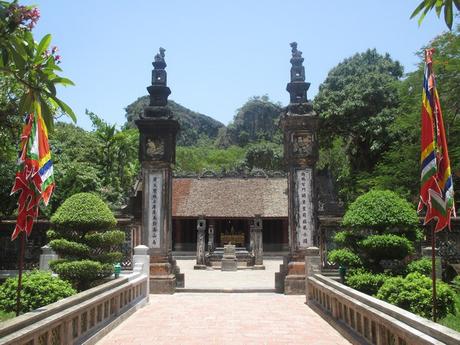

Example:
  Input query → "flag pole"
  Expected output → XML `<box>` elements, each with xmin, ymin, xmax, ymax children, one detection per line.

<box><xmin>15</xmin><ymin>231</ymin><xmax>25</xmax><ymax>316</ymax></box>
<box><xmin>431</xmin><ymin>222</ymin><xmax>437</xmax><ymax>322</ymax></box>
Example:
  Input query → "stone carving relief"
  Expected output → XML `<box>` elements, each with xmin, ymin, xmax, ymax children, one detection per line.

<box><xmin>146</xmin><ymin>138</ymin><xmax>164</xmax><ymax>158</ymax></box>
<box><xmin>292</xmin><ymin>133</ymin><xmax>313</xmax><ymax>156</ymax></box>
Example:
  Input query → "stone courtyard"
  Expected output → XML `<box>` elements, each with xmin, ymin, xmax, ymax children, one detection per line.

<box><xmin>97</xmin><ymin>259</ymin><xmax>350</xmax><ymax>345</ymax></box>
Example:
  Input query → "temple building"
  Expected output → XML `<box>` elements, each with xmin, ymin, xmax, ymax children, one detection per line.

<box><xmin>127</xmin><ymin>170</ymin><xmax>344</xmax><ymax>255</ymax></box>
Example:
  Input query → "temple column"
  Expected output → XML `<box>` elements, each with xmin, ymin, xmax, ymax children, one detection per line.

<box><xmin>208</xmin><ymin>223</ymin><xmax>215</xmax><ymax>253</ymax></box>
<box><xmin>253</xmin><ymin>215</ymin><xmax>265</xmax><ymax>270</ymax></box>
<box><xmin>194</xmin><ymin>217</ymin><xmax>206</xmax><ymax>269</ymax></box>
<box><xmin>136</xmin><ymin>47</ymin><xmax>183</xmax><ymax>294</ymax></box>
<box><xmin>275</xmin><ymin>42</ymin><xmax>319</xmax><ymax>295</ymax></box>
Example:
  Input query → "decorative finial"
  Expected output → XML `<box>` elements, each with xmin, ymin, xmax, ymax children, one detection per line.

<box><xmin>146</xmin><ymin>47</ymin><xmax>171</xmax><ymax>110</ymax></box>
<box><xmin>286</xmin><ymin>42</ymin><xmax>310</xmax><ymax>104</ymax></box>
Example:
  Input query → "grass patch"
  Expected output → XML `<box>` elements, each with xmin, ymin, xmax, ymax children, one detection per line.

<box><xmin>0</xmin><ymin>310</ymin><xmax>15</xmax><ymax>322</ymax></box>
<box><xmin>439</xmin><ymin>292</ymin><xmax>460</xmax><ymax>332</ymax></box>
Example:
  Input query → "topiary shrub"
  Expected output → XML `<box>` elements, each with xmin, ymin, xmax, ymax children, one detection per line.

<box><xmin>407</xmin><ymin>258</ymin><xmax>432</xmax><ymax>277</ymax></box>
<box><xmin>327</xmin><ymin>248</ymin><xmax>362</xmax><ymax>268</ymax></box>
<box><xmin>359</xmin><ymin>234</ymin><xmax>414</xmax><ymax>262</ymax></box>
<box><xmin>49</xmin><ymin>193</ymin><xmax>124</xmax><ymax>291</ymax></box>
<box><xmin>342</xmin><ymin>190</ymin><xmax>419</xmax><ymax>234</ymax></box>
<box><xmin>0</xmin><ymin>271</ymin><xmax>76</xmax><ymax>314</ymax></box>
<box><xmin>332</xmin><ymin>190</ymin><xmax>420</xmax><ymax>274</ymax></box>
<box><xmin>346</xmin><ymin>271</ymin><xmax>387</xmax><ymax>295</ymax></box>
<box><xmin>376</xmin><ymin>272</ymin><xmax>456</xmax><ymax>319</ymax></box>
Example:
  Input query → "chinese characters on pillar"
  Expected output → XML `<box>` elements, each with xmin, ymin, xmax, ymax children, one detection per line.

<box><xmin>296</xmin><ymin>169</ymin><xmax>313</xmax><ymax>248</ymax></box>
<box><xmin>149</xmin><ymin>172</ymin><xmax>163</xmax><ymax>249</ymax></box>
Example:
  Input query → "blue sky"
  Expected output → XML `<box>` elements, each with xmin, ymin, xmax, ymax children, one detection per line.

<box><xmin>23</xmin><ymin>0</ymin><xmax>450</xmax><ymax>130</ymax></box>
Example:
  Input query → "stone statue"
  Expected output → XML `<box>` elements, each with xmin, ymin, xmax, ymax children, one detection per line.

<box><xmin>290</xmin><ymin>42</ymin><xmax>302</xmax><ymax>58</ymax></box>
<box><xmin>154</xmin><ymin>47</ymin><xmax>166</xmax><ymax>63</ymax></box>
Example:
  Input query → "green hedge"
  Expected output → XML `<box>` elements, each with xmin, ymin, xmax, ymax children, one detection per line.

<box><xmin>376</xmin><ymin>273</ymin><xmax>456</xmax><ymax>319</ymax></box>
<box><xmin>346</xmin><ymin>271</ymin><xmax>387</xmax><ymax>295</ymax></box>
<box><xmin>327</xmin><ymin>248</ymin><xmax>362</xmax><ymax>268</ymax></box>
<box><xmin>51</xmin><ymin>192</ymin><xmax>116</xmax><ymax>232</ymax></box>
<box><xmin>84</xmin><ymin>230</ymin><xmax>125</xmax><ymax>248</ymax></box>
<box><xmin>359</xmin><ymin>234</ymin><xmax>414</xmax><ymax>261</ymax></box>
<box><xmin>407</xmin><ymin>258</ymin><xmax>432</xmax><ymax>277</ymax></box>
<box><xmin>0</xmin><ymin>271</ymin><xmax>76</xmax><ymax>314</ymax></box>
<box><xmin>48</xmin><ymin>239</ymin><xmax>90</xmax><ymax>258</ymax></box>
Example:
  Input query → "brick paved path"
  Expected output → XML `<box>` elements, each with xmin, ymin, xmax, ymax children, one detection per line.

<box><xmin>97</xmin><ymin>293</ymin><xmax>350</xmax><ymax>345</ymax></box>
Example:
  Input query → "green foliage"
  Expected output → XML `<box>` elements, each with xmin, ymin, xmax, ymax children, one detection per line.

<box><xmin>327</xmin><ymin>249</ymin><xmax>362</xmax><ymax>268</ymax></box>
<box><xmin>359</xmin><ymin>234</ymin><xmax>414</xmax><ymax>261</ymax></box>
<box><xmin>314</xmin><ymin>49</ymin><xmax>403</xmax><ymax>203</ymax></box>
<box><xmin>407</xmin><ymin>258</ymin><xmax>432</xmax><ymax>276</ymax></box>
<box><xmin>217</xmin><ymin>95</ymin><xmax>282</xmax><ymax>147</ymax></box>
<box><xmin>342</xmin><ymin>190</ymin><xmax>419</xmax><ymax>232</ymax></box>
<box><xmin>0</xmin><ymin>1</ymin><xmax>75</xmax><ymax>130</ymax></box>
<box><xmin>48</xmin><ymin>239</ymin><xmax>90</xmax><ymax>258</ymax></box>
<box><xmin>346</xmin><ymin>271</ymin><xmax>387</xmax><ymax>295</ymax></box>
<box><xmin>0</xmin><ymin>271</ymin><xmax>75</xmax><ymax>314</ymax></box>
<box><xmin>51</xmin><ymin>193</ymin><xmax>116</xmax><ymax>232</ymax></box>
<box><xmin>244</xmin><ymin>141</ymin><xmax>283</xmax><ymax>171</ymax></box>
<box><xmin>376</xmin><ymin>273</ymin><xmax>456</xmax><ymax>319</ymax></box>
<box><xmin>439</xmin><ymin>292</ymin><xmax>460</xmax><ymax>332</ymax></box>
<box><xmin>49</xmin><ymin>193</ymin><xmax>123</xmax><ymax>290</ymax></box>
<box><xmin>411</xmin><ymin>0</ymin><xmax>459</xmax><ymax>29</ymax></box>
<box><xmin>49</xmin><ymin>260</ymin><xmax>113</xmax><ymax>291</ymax></box>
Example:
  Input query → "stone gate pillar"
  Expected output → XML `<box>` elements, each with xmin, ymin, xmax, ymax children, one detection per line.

<box><xmin>276</xmin><ymin>42</ymin><xmax>319</xmax><ymax>294</ymax></box>
<box><xmin>253</xmin><ymin>215</ymin><xmax>265</xmax><ymax>270</ymax></box>
<box><xmin>135</xmin><ymin>47</ymin><xmax>182</xmax><ymax>294</ymax></box>
<box><xmin>194</xmin><ymin>217</ymin><xmax>206</xmax><ymax>269</ymax></box>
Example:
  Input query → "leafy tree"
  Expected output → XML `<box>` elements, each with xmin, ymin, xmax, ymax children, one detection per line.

<box><xmin>244</xmin><ymin>141</ymin><xmax>283</xmax><ymax>171</ymax></box>
<box><xmin>0</xmin><ymin>0</ymin><xmax>75</xmax><ymax>130</ymax></box>
<box><xmin>218</xmin><ymin>95</ymin><xmax>282</xmax><ymax>147</ymax></box>
<box><xmin>411</xmin><ymin>0</ymin><xmax>459</xmax><ymax>29</ymax></box>
<box><xmin>364</xmin><ymin>25</ymin><xmax>460</xmax><ymax>203</ymax></box>
<box><xmin>315</xmin><ymin>49</ymin><xmax>403</xmax><ymax>173</ymax></box>
<box><xmin>49</xmin><ymin>193</ymin><xmax>124</xmax><ymax>290</ymax></box>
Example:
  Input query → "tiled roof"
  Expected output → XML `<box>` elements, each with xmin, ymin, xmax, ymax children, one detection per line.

<box><xmin>172</xmin><ymin>178</ymin><xmax>288</xmax><ymax>218</ymax></box>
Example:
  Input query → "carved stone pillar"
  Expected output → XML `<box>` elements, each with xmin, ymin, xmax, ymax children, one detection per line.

<box><xmin>136</xmin><ymin>47</ymin><xmax>183</xmax><ymax>294</ymax></box>
<box><xmin>275</xmin><ymin>42</ymin><xmax>319</xmax><ymax>295</ymax></box>
<box><xmin>253</xmin><ymin>216</ymin><xmax>265</xmax><ymax>270</ymax></box>
<box><xmin>194</xmin><ymin>217</ymin><xmax>207</xmax><ymax>269</ymax></box>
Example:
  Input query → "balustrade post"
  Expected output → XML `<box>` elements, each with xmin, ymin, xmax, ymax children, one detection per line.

<box><xmin>305</xmin><ymin>246</ymin><xmax>320</xmax><ymax>304</ymax></box>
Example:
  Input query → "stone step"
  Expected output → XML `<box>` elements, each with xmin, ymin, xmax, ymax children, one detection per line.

<box><xmin>176</xmin><ymin>288</ymin><xmax>276</xmax><ymax>293</ymax></box>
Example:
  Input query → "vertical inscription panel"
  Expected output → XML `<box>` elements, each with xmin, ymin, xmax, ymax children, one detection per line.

<box><xmin>148</xmin><ymin>172</ymin><xmax>163</xmax><ymax>249</ymax></box>
<box><xmin>296</xmin><ymin>169</ymin><xmax>313</xmax><ymax>248</ymax></box>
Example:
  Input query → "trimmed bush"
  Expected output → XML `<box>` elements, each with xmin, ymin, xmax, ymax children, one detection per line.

<box><xmin>327</xmin><ymin>248</ymin><xmax>362</xmax><ymax>268</ymax></box>
<box><xmin>342</xmin><ymin>190</ymin><xmax>419</xmax><ymax>232</ymax></box>
<box><xmin>0</xmin><ymin>271</ymin><xmax>75</xmax><ymax>314</ymax></box>
<box><xmin>49</xmin><ymin>260</ymin><xmax>113</xmax><ymax>287</ymax></box>
<box><xmin>49</xmin><ymin>193</ymin><xmax>124</xmax><ymax>290</ymax></box>
<box><xmin>51</xmin><ymin>192</ymin><xmax>116</xmax><ymax>232</ymax></box>
<box><xmin>346</xmin><ymin>271</ymin><xmax>387</xmax><ymax>295</ymax></box>
<box><xmin>407</xmin><ymin>258</ymin><xmax>432</xmax><ymax>277</ymax></box>
<box><xmin>376</xmin><ymin>273</ymin><xmax>456</xmax><ymax>319</ymax></box>
<box><xmin>359</xmin><ymin>234</ymin><xmax>414</xmax><ymax>261</ymax></box>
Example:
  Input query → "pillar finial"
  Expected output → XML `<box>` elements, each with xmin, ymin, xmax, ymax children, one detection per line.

<box><xmin>147</xmin><ymin>47</ymin><xmax>171</xmax><ymax>109</ymax></box>
<box><xmin>286</xmin><ymin>42</ymin><xmax>310</xmax><ymax>104</ymax></box>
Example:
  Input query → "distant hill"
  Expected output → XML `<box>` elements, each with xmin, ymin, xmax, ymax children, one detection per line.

<box><xmin>124</xmin><ymin>96</ymin><xmax>225</xmax><ymax>146</ymax></box>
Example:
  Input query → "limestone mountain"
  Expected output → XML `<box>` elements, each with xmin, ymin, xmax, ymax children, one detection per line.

<box><xmin>216</xmin><ymin>96</ymin><xmax>283</xmax><ymax>147</ymax></box>
<box><xmin>124</xmin><ymin>96</ymin><xmax>225</xmax><ymax>146</ymax></box>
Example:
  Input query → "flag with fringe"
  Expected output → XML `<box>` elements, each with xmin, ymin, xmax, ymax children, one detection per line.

<box><xmin>418</xmin><ymin>48</ymin><xmax>456</xmax><ymax>232</ymax></box>
<box><xmin>11</xmin><ymin>109</ymin><xmax>55</xmax><ymax>240</ymax></box>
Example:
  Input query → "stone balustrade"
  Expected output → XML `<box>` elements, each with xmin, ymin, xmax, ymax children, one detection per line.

<box><xmin>307</xmin><ymin>273</ymin><xmax>460</xmax><ymax>345</ymax></box>
<box><xmin>0</xmin><ymin>245</ymin><xmax>150</xmax><ymax>345</ymax></box>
